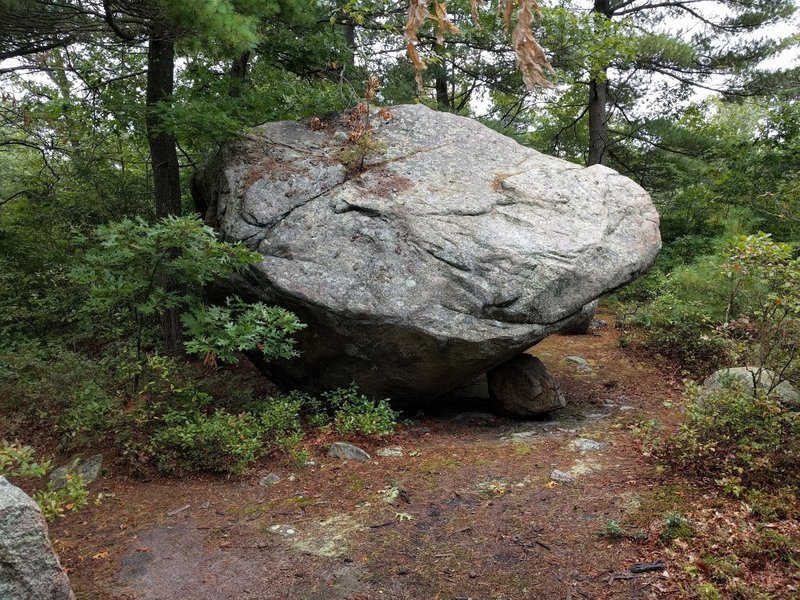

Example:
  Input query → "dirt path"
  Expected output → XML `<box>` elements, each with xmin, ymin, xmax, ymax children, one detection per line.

<box><xmin>52</xmin><ymin>316</ymin><xmax>688</xmax><ymax>600</ymax></box>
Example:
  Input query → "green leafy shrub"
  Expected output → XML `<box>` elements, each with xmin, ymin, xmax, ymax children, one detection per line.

<box><xmin>62</xmin><ymin>383</ymin><xmax>120</xmax><ymax>448</ymax></box>
<box><xmin>32</xmin><ymin>475</ymin><xmax>89</xmax><ymax>521</ymax></box>
<box><xmin>0</xmin><ymin>440</ymin><xmax>50</xmax><ymax>478</ymax></box>
<box><xmin>70</xmin><ymin>215</ymin><xmax>303</xmax><ymax>374</ymax></box>
<box><xmin>715</xmin><ymin>233</ymin><xmax>800</xmax><ymax>387</ymax></box>
<box><xmin>0</xmin><ymin>441</ymin><xmax>88</xmax><ymax>521</ymax></box>
<box><xmin>0</xmin><ymin>346</ymin><xmax>112</xmax><ymax>424</ymax></box>
<box><xmin>322</xmin><ymin>384</ymin><xmax>398</xmax><ymax>436</ymax></box>
<box><xmin>182</xmin><ymin>298</ymin><xmax>304</xmax><ymax>366</ymax></box>
<box><xmin>660</xmin><ymin>513</ymin><xmax>693</xmax><ymax>544</ymax></box>
<box><xmin>627</xmin><ymin>233</ymin><xmax>800</xmax><ymax>378</ymax></box>
<box><xmin>256</xmin><ymin>393</ymin><xmax>304</xmax><ymax>435</ymax></box>
<box><xmin>636</xmin><ymin>291</ymin><xmax>725</xmax><ymax>369</ymax></box>
<box><xmin>655</xmin><ymin>379</ymin><xmax>800</xmax><ymax>494</ymax></box>
<box><xmin>149</xmin><ymin>409</ymin><xmax>266</xmax><ymax>475</ymax></box>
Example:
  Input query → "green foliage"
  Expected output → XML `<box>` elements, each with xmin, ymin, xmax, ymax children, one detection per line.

<box><xmin>146</xmin><ymin>383</ymin><xmax>397</xmax><ymax>474</ymax></box>
<box><xmin>322</xmin><ymin>384</ymin><xmax>398</xmax><ymax>436</ymax></box>
<box><xmin>340</xmin><ymin>129</ymin><xmax>387</xmax><ymax>174</ymax></box>
<box><xmin>150</xmin><ymin>409</ymin><xmax>266</xmax><ymax>475</ymax></box>
<box><xmin>70</xmin><ymin>215</ymin><xmax>304</xmax><ymax>370</ymax></box>
<box><xmin>635</xmin><ymin>290</ymin><xmax>726</xmax><ymax>370</ymax></box>
<box><xmin>0</xmin><ymin>346</ymin><xmax>112</xmax><ymax>423</ymax></box>
<box><xmin>61</xmin><ymin>383</ymin><xmax>120</xmax><ymax>448</ymax></box>
<box><xmin>0</xmin><ymin>441</ymin><xmax>50</xmax><ymax>478</ymax></box>
<box><xmin>624</xmin><ymin>232</ymin><xmax>800</xmax><ymax>377</ymax></box>
<box><xmin>256</xmin><ymin>393</ymin><xmax>304</xmax><ymax>435</ymax></box>
<box><xmin>1</xmin><ymin>345</ymin><xmax>396</xmax><ymax>476</ymax></box>
<box><xmin>32</xmin><ymin>475</ymin><xmax>89</xmax><ymax>521</ymax></box>
<box><xmin>656</xmin><ymin>379</ymin><xmax>800</xmax><ymax>493</ymax></box>
<box><xmin>602</xmin><ymin>519</ymin><xmax>624</xmax><ymax>538</ymax></box>
<box><xmin>70</xmin><ymin>215</ymin><xmax>258</xmax><ymax>332</ymax></box>
<box><xmin>660</xmin><ymin>513</ymin><xmax>694</xmax><ymax>544</ymax></box>
<box><xmin>0</xmin><ymin>440</ymin><xmax>88</xmax><ymax>521</ymax></box>
<box><xmin>182</xmin><ymin>298</ymin><xmax>304</xmax><ymax>365</ymax></box>
<box><xmin>695</xmin><ymin>582</ymin><xmax>724</xmax><ymax>600</ymax></box>
<box><xmin>716</xmin><ymin>233</ymin><xmax>800</xmax><ymax>384</ymax></box>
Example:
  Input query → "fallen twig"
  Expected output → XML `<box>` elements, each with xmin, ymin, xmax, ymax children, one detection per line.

<box><xmin>167</xmin><ymin>504</ymin><xmax>190</xmax><ymax>517</ymax></box>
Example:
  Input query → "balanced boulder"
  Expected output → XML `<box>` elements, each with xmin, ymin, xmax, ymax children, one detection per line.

<box><xmin>193</xmin><ymin>105</ymin><xmax>660</xmax><ymax>403</ymax></box>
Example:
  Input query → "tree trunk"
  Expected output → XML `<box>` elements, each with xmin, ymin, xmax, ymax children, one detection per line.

<box><xmin>146</xmin><ymin>36</ymin><xmax>180</xmax><ymax>218</ymax></box>
<box><xmin>588</xmin><ymin>0</ymin><xmax>613</xmax><ymax>166</ymax></box>
<box><xmin>229</xmin><ymin>50</ymin><xmax>250</xmax><ymax>98</ymax></box>
<box><xmin>342</xmin><ymin>22</ymin><xmax>356</xmax><ymax>63</ymax></box>
<box><xmin>588</xmin><ymin>76</ymin><xmax>609</xmax><ymax>166</ymax></box>
<box><xmin>433</xmin><ymin>43</ymin><xmax>449</xmax><ymax>109</ymax></box>
<box><xmin>145</xmin><ymin>34</ymin><xmax>182</xmax><ymax>352</ymax></box>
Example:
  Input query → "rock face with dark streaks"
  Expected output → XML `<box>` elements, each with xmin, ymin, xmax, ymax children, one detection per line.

<box><xmin>192</xmin><ymin>105</ymin><xmax>660</xmax><ymax>404</ymax></box>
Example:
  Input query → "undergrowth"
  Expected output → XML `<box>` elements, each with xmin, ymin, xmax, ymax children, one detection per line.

<box><xmin>0</xmin><ymin>441</ymin><xmax>89</xmax><ymax>520</ymax></box>
<box><xmin>0</xmin><ymin>349</ymin><xmax>398</xmax><ymax>477</ymax></box>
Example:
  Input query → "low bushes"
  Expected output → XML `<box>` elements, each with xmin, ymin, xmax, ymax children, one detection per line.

<box><xmin>1</xmin><ymin>350</ymin><xmax>398</xmax><ymax>476</ymax></box>
<box><xmin>655</xmin><ymin>378</ymin><xmax>800</xmax><ymax>495</ymax></box>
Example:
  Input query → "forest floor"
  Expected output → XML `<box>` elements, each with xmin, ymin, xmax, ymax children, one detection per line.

<box><xmin>43</xmin><ymin>316</ymin><xmax>795</xmax><ymax>599</ymax></box>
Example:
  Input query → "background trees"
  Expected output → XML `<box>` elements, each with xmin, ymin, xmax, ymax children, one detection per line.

<box><xmin>0</xmin><ymin>0</ymin><xmax>798</xmax><ymax>354</ymax></box>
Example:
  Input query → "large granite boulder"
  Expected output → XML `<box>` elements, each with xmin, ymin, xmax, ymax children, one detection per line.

<box><xmin>192</xmin><ymin>105</ymin><xmax>660</xmax><ymax>403</ymax></box>
<box><xmin>0</xmin><ymin>477</ymin><xmax>75</xmax><ymax>600</ymax></box>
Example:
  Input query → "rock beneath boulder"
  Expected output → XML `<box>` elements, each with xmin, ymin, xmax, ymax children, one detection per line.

<box><xmin>328</xmin><ymin>442</ymin><xmax>371</xmax><ymax>462</ymax></box>
<box><xmin>442</xmin><ymin>373</ymin><xmax>490</xmax><ymax>401</ymax></box>
<box><xmin>703</xmin><ymin>367</ymin><xmax>799</xmax><ymax>407</ymax></box>
<box><xmin>488</xmin><ymin>354</ymin><xmax>565</xmax><ymax>417</ymax></box>
<box><xmin>560</xmin><ymin>300</ymin><xmax>599</xmax><ymax>335</ymax></box>
<box><xmin>0</xmin><ymin>477</ymin><xmax>75</xmax><ymax>600</ymax></box>
<box><xmin>193</xmin><ymin>104</ymin><xmax>661</xmax><ymax>403</ymax></box>
<box><xmin>49</xmin><ymin>453</ymin><xmax>103</xmax><ymax>490</ymax></box>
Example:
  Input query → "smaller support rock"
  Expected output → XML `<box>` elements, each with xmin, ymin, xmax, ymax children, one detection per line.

<box><xmin>488</xmin><ymin>354</ymin><xmax>566</xmax><ymax>417</ymax></box>
<box><xmin>328</xmin><ymin>442</ymin><xmax>371</xmax><ymax>462</ymax></box>
<box><xmin>560</xmin><ymin>300</ymin><xmax>599</xmax><ymax>335</ymax></box>
<box><xmin>0</xmin><ymin>477</ymin><xmax>75</xmax><ymax>600</ymax></box>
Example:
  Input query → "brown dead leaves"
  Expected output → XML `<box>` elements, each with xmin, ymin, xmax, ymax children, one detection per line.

<box><xmin>404</xmin><ymin>0</ymin><xmax>553</xmax><ymax>93</ymax></box>
<box><xmin>508</xmin><ymin>0</ymin><xmax>554</xmax><ymax>90</ymax></box>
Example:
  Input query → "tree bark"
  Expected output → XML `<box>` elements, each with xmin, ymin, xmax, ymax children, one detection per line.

<box><xmin>588</xmin><ymin>0</ymin><xmax>613</xmax><ymax>166</ymax></box>
<box><xmin>228</xmin><ymin>50</ymin><xmax>250</xmax><ymax>98</ymax></box>
<box><xmin>433</xmin><ymin>43</ymin><xmax>449</xmax><ymax>109</ymax></box>
<box><xmin>145</xmin><ymin>33</ymin><xmax>182</xmax><ymax>352</ymax></box>
<box><xmin>146</xmin><ymin>35</ymin><xmax>180</xmax><ymax>219</ymax></box>
<box><xmin>588</xmin><ymin>76</ymin><xmax>609</xmax><ymax>165</ymax></box>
